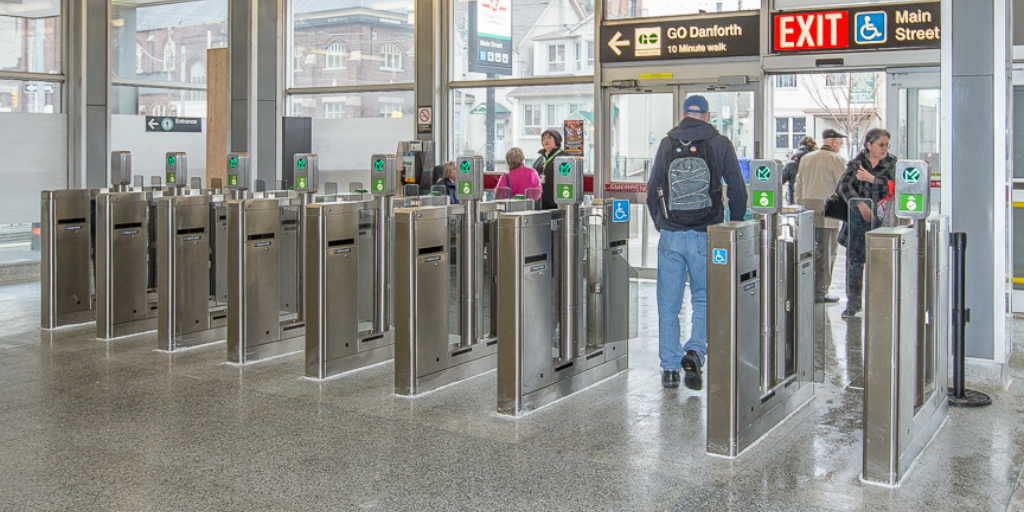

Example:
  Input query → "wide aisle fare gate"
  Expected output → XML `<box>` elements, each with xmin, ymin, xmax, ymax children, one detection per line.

<box><xmin>227</xmin><ymin>196</ymin><xmax>304</xmax><ymax>363</ymax></box>
<box><xmin>706</xmin><ymin>160</ymin><xmax>815</xmax><ymax>457</ymax></box>
<box><xmin>862</xmin><ymin>160</ymin><xmax>948</xmax><ymax>486</ymax></box>
<box><xmin>496</xmin><ymin>156</ymin><xmax>630</xmax><ymax>416</ymax></box>
<box><xmin>394</xmin><ymin>156</ymin><xmax>528</xmax><ymax>395</ymax></box>
<box><xmin>305</xmin><ymin>155</ymin><xmax>397</xmax><ymax>379</ymax></box>
<box><xmin>42</xmin><ymin>188</ymin><xmax>95</xmax><ymax>329</ymax></box>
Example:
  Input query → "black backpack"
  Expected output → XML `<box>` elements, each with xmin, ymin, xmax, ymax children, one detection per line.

<box><xmin>658</xmin><ymin>138</ymin><xmax>721</xmax><ymax>226</ymax></box>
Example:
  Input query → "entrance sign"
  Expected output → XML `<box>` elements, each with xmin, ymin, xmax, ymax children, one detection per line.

<box><xmin>600</xmin><ymin>13</ymin><xmax>759</xmax><ymax>64</ymax></box>
<box><xmin>468</xmin><ymin>0</ymin><xmax>512</xmax><ymax>75</ymax></box>
<box><xmin>771</xmin><ymin>2</ymin><xmax>940</xmax><ymax>54</ymax></box>
<box><xmin>146</xmin><ymin>116</ymin><xmax>202</xmax><ymax>133</ymax></box>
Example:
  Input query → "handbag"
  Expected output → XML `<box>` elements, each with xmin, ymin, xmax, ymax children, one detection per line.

<box><xmin>823</xmin><ymin>193</ymin><xmax>848</xmax><ymax>221</ymax></box>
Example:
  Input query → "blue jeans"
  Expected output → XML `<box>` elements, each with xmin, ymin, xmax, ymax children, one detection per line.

<box><xmin>657</xmin><ymin>229</ymin><xmax>707</xmax><ymax>370</ymax></box>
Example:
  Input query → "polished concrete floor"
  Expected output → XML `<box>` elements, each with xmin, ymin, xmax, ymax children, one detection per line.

<box><xmin>6</xmin><ymin>272</ymin><xmax>1024</xmax><ymax>511</ymax></box>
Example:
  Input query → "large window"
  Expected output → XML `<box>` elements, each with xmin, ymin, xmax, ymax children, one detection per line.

<box><xmin>451</xmin><ymin>0</ymin><xmax>595</xmax><ymax>81</ymax></box>
<box><xmin>287</xmin><ymin>91</ymin><xmax>415</xmax><ymax>174</ymax></box>
<box><xmin>450</xmin><ymin>85</ymin><xmax>594</xmax><ymax>172</ymax></box>
<box><xmin>0</xmin><ymin>8</ymin><xmax>61</xmax><ymax>74</ymax></box>
<box><xmin>0</xmin><ymin>4</ymin><xmax>66</xmax><ymax>262</ymax></box>
<box><xmin>290</xmin><ymin>0</ymin><xmax>414</xmax><ymax>88</ymax></box>
<box><xmin>111</xmin><ymin>0</ymin><xmax>228</xmax><ymax>83</ymax></box>
<box><xmin>606</xmin><ymin>0</ymin><xmax>755</xmax><ymax>19</ymax></box>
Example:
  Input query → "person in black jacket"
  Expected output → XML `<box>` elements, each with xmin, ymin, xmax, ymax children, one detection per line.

<box><xmin>645</xmin><ymin>95</ymin><xmax>747</xmax><ymax>391</ymax></box>
<box><xmin>836</xmin><ymin>128</ymin><xmax>897</xmax><ymax>318</ymax></box>
<box><xmin>533</xmin><ymin>128</ymin><xmax>564</xmax><ymax>210</ymax></box>
<box><xmin>782</xmin><ymin>136</ymin><xmax>817</xmax><ymax>204</ymax></box>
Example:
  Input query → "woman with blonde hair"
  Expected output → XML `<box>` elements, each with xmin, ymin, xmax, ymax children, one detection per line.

<box><xmin>496</xmin><ymin>147</ymin><xmax>540</xmax><ymax>197</ymax></box>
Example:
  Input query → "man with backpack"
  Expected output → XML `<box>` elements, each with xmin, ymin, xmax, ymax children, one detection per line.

<box><xmin>646</xmin><ymin>95</ymin><xmax>748</xmax><ymax>391</ymax></box>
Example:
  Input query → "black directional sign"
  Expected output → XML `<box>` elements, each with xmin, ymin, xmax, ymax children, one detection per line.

<box><xmin>601</xmin><ymin>13</ymin><xmax>759</xmax><ymax>63</ymax></box>
<box><xmin>146</xmin><ymin>116</ymin><xmax>202</xmax><ymax>133</ymax></box>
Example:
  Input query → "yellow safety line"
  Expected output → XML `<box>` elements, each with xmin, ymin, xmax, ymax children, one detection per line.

<box><xmin>1013</xmin><ymin>202</ymin><xmax>1024</xmax><ymax>209</ymax></box>
<box><xmin>1014</xmin><ymin>277</ymin><xmax>1024</xmax><ymax>285</ymax></box>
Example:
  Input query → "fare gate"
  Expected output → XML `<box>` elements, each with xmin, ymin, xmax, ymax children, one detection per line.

<box><xmin>96</xmin><ymin>152</ymin><xmax>165</xmax><ymax>339</ymax></box>
<box><xmin>393</xmin><ymin>156</ymin><xmax>532</xmax><ymax>396</ymax></box>
<box><xmin>41</xmin><ymin>188</ymin><xmax>96</xmax><ymax>329</ymax></box>
<box><xmin>304</xmin><ymin>155</ymin><xmax>397</xmax><ymax>379</ymax></box>
<box><xmin>496</xmin><ymin>157</ymin><xmax>631</xmax><ymax>416</ymax></box>
<box><xmin>227</xmin><ymin>154</ymin><xmax>318</xmax><ymax>364</ymax></box>
<box><xmin>862</xmin><ymin>160</ymin><xmax>948</xmax><ymax>486</ymax></box>
<box><xmin>157</xmin><ymin>153</ymin><xmax>252</xmax><ymax>351</ymax></box>
<box><xmin>706</xmin><ymin>159</ymin><xmax>815</xmax><ymax>458</ymax></box>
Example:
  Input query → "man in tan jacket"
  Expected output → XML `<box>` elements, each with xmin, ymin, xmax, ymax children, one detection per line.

<box><xmin>794</xmin><ymin>128</ymin><xmax>848</xmax><ymax>303</ymax></box>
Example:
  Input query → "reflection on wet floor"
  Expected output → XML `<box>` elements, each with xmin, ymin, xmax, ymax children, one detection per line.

<box><xmin>4</xmin><ymin>243</ymin><xmax>1024</xmax><ymax>511</ymax></box>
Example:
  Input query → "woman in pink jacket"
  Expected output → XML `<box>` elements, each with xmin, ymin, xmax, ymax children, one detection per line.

<box><xmin>496</xmin><ymin>147</ymin><xmax>541</xmax><ymax>197</ymax></box>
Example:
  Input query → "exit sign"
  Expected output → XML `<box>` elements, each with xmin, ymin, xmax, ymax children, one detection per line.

<box><xmin>774</xmin><ymin>11</ymin><xmax>849</xmax><ymax>51</ymax></box>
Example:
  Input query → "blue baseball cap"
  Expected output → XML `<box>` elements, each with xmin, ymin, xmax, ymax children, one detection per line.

<box><xmin>683</xmin><ymin>95</ymin><xmax>709</xmax><ymax>114</ymax></box>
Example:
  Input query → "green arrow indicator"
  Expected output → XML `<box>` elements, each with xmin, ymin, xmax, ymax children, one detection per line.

<box><xmin>903</xmin><ymin>167</ymin><xmax>920</xmax><ymax>184</ymax></box>
<box><xmin>559</xmin><ymin>163</ymin><xmax>572</xmax><ymax>175</ymax></box>
<box><xmin>297</xmin><ymin>158</ymin><xmax>306</xmax><ymax>171</ymax></box>
<box><xmin>460</xmin><ymin>161</ymin><xmax>472</xmax><ymax>173</ymax></box>
<box><xmin>756</xmin><ymin>166</ymin><xmax>771</xmax><ymax>181</ymax></box>
<box><xmin>374</xmin><ymin>159</ymin><xmax>384</xmax><ymax>171</ymax></box>
<box><xmin>229</xmin><ymin>157</ymin><xmax>237</xmax><ymax>168</ymax></box>
<box><xmin>168</xmin><ymin>156</ymin><xmax>176</xmax><ymax>166</ymax></box>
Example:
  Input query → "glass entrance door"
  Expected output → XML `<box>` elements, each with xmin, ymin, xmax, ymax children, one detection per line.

<box><xmin>607</xmin><ymin>86</ymin><xmax>758</xmax><ymax>277</ymax></box>
<box><xmin>887</xmin><ymin>70</ymin><xmax>940</xmax><ymax>206</ymax></box>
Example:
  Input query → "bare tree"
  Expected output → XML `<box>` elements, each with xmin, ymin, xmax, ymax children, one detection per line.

<box><xmin>799</xmin><ymin>72</ymin><xmax>883</xmax><ymax>159</ymax></box>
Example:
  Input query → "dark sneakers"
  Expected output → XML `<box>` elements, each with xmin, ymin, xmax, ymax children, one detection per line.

<box><xmin>681</xmin><ymin>350</ymin><xmax>703</xmax><ymax>391</ymax></box>
<box><xmin>815</xmin><ymin>295</ymin><xmax>840</xmax><ymax>303</ymax></box>
<box><xmin>662</xmin><ymin>370</ymin><xmax>680</xmax><ymax>389</ymax></box>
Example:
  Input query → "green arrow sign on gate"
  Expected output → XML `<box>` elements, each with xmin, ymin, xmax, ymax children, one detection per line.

<box><xmin>374</xmin><ymin>159</ymin><xmax>384</xmax><ymax>171</ymax></box>
<box><xmin>460</xmin><ymin>161</ymin><xmax>472</xmax><ymax>173</ymax></box>
<box><xmin>229</xmin><ymin>157</ymin><xmax>238</xmax><ymax>168</ymax></box>
<box><xmin>559</xmin><ymin>162</ymin><xmax>572</xmax><ymax>176</ymax></box>
<box><xmin>297</xmin><ymin>158</ymin><xmax>306</xmax><ymax>171</ymax></box>
<box><xmin>755</xmin><ymin>166</ymin><xmax>771</xmax><ymax>181</ymax></box>
<box><xmin>903</xmin><ymin>167</ymin><xmax>921</xmax><ymax>184</ymax></box>
<box><xmin>168</xmin><ymin>156</ymin><xmax>176</xmax><ymax>167</ymax></box>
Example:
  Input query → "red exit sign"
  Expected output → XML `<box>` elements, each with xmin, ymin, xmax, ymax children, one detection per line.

<box><xmin>774</xmin><ymin>11</ymin><xmax>849</xmax><ymax>51</ymax></box>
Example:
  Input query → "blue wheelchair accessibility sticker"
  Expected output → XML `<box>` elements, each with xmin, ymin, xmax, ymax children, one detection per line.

<box><xmin>612</xmin><ymin>199</ymin><xmax>630</xmax><ymax>223</ymax></box>
<box><xmin>855</xmin><ymin>12</ymin><xmax>887</xmax><ymax>44</ymax></box>
<box><xmin>712</xmin><ymin>248</ymin><xmax>728</xmax><ymax>265</ymax></box>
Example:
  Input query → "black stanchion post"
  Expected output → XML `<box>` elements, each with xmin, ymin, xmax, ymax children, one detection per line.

<box><xmin>948</xmin><ymin>232</ymin><xmax>992</xmax><ymax>407</ymax></box>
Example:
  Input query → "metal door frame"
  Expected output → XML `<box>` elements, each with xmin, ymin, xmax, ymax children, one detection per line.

<box><xmin>886</xmin><ymin>68</ymin><xmax>940</xmax><ymax>160</ymax></box>
<box><xmin>601</xmin><ymin>83</ymin><xmax>762</xmax><ymax>278</ymax></box>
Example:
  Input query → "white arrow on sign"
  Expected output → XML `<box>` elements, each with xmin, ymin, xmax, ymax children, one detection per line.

<box><xmin>148</xmin><ymin>118</ymin><xmax>158</xmax><ymax>130</ymax></box>
<box><xmin>608</xmin><ymin>31</ymin><xmax>630</xmax><ymax>56</ymax></box>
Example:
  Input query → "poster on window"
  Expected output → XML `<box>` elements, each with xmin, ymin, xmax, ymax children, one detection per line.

<box><xmin>563</xmin><ymin>120</ymin><xmax>585</xmax><ymax>157</ymax></box>
<box><xmin>468</xmin><ymin>0</ymin><xmax>513</xmax><ymax>76</ymax></box>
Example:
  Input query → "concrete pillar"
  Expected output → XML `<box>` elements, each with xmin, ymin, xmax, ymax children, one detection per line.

<box><xmin>942</xmin><ymin>0</ymin><xmax>1013</xmax><ymax>373</ymax></box>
